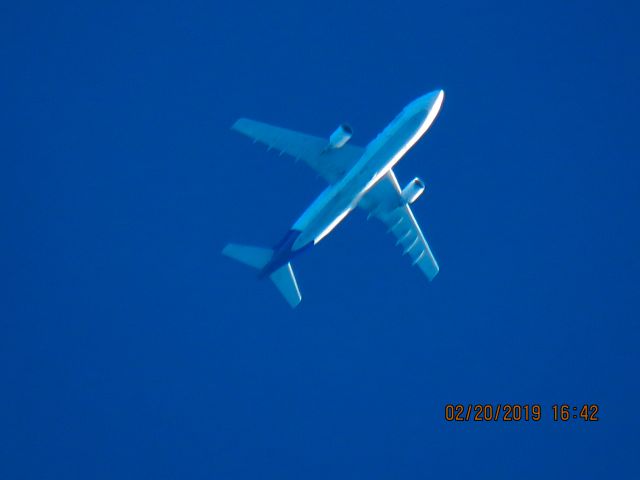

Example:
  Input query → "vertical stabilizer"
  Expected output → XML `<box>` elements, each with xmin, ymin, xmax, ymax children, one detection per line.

<box><xmin>269</xmin><ymin>263</ymin><xmax>302</xmax><ymax>308</ymax></box>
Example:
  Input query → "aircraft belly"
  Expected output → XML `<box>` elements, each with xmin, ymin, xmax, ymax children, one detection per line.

<box><xmin>290</xmin><ymin>109</ymin><xmax>429</xmax><ymax>252</ymax></box>
<box><xmin>292</xmin><ymin>184</ymin><xmax>360</xmax><ymax>250</ymax></box>
<box><xmin>362</xmin><ymin>110</ymin><xmax>428</xmax><ymax>178</ymax></box>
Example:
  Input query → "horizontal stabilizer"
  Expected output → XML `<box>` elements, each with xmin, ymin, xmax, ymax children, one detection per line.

<box><xmin>222</xmin><ymin>243</ymin><xmax>272</xmax><ymax>269</ymax></box>
<box><xmin>270</xmin><ymin>263</ymin><xmax>302</xmax><ymax>308</ymax></box>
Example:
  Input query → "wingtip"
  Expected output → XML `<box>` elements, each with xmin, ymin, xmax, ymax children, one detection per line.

<box><xmin>425</xmin><ymin>263</ymin><xmax>440</xmax><ymax>281</ymax></box>
<box><xmin>288</xmin><ymin>296</ymin><xmax>302</xmax><ymax>309</ymax></box>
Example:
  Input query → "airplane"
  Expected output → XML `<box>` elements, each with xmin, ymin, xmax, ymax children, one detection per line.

<box><xmin>223</xmin><ymin>89</ymin><xmax>445</xmax><ymax>308</ymax></box>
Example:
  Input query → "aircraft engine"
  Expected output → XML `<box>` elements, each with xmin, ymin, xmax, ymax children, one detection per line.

<box><xmin>328</xmin><ymin>124</ymin><xmax>353</xmax><ymax>148</ymax></box>
<box><xmin>401</xmin><ymin>177</ymin><xmax>426</xmax><ymax>204</ymax></box>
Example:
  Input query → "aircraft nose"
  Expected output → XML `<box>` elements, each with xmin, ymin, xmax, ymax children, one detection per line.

<box><xmin>418</xmin><ymin>89</ymin><xmax>445</xmax><ymax>111</ymax></box>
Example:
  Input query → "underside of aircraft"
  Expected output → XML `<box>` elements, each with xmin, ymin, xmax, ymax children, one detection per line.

<box><xmin>223</xmin><ymin>90</ymin><xmax>444</xmax><ymax>307</ymax></box>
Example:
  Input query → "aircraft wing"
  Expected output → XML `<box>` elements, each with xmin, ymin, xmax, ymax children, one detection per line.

<box><xmin>358</xmin><ymin>169</ymin><xmax>439</xmax><ymax>280</ymax></box>
<box><xmin>232</xmin><ymin>118</ymin><xmax>365</xmax><ymax>184</ymax></box>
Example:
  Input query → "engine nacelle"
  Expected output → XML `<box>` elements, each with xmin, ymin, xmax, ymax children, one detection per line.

<box><xmin>328</xmin><ymin>124</ymin><xmax>353</xmax><ymax>149</ymax></box>
<box><xmin>401</xmin><ymin>177</ymin><xmax>426</xmax><ymax>204</ymax></box>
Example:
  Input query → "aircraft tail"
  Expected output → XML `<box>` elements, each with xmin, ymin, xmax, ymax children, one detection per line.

<box><xmin>222</xmin><ymin>243</ymin><xmax>302</xmax><ymax>308</ymax></box>
<box><xmin>268</xmin><ymin>262</ymin><xmax>302</xmax><ymax>308</ymax></box>
<box><xmin>222</xmin><ymin>243</ymin><xmax>273</xmax><ymax>269</ymax></box>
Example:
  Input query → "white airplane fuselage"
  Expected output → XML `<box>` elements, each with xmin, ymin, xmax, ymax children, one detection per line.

<box><xmin>260</xmin><ymin>89</ymin><xmax>444</xmax><ymax>277</ymax></box>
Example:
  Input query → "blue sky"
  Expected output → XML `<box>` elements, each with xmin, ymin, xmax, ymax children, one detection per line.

<box><xmin>2</xmin><ymin>1</ymin><xmax>639</xmax><ymax>478</ymax></box>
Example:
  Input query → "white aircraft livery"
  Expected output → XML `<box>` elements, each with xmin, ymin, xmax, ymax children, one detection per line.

<box><xmin>223</xmin><ymin>89</ymin><xmax>445</xmax><ymax>307</ymax></box>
